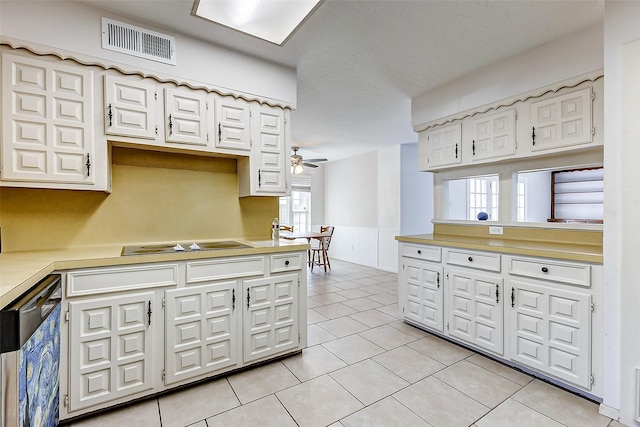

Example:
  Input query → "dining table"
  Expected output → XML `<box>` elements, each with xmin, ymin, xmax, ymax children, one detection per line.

<box><xmin>279</xmin><ymin>230</ymin><xmax>332</xmax><ymax>268</ymax></box>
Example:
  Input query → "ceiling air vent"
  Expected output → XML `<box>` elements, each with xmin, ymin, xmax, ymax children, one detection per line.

<box><xmin>101</xmin><ymin>17</ymin><xmax>176</xmax><ymax>65</ymax></box>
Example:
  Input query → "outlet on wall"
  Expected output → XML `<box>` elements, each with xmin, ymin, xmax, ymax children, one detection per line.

<box><xmin>489</xmin><ymin>226</ymin><xmax>504</xmax><ymax>235</ymax></box>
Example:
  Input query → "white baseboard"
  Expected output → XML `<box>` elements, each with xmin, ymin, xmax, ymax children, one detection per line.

<box><xmin>599</xmin><ymin>403</ymin><xmax>620</xmax><ymax>420</ymax></box>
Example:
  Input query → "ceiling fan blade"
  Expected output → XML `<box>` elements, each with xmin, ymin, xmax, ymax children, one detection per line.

<box><xmin>303</xmin><ymin>162</ymin><xmax>319</xmax><ymax>168</ymax></box>
<box><xmin>304</xmin><ymin>158</ymin><xmax>328</xmax><ymax>163</ymax></box>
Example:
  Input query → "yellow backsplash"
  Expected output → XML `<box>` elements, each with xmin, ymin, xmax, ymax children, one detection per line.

<box><xmin>0</xmin><ymin>147</ymin><xmax>278</xmax><ymax>252</ymax></box>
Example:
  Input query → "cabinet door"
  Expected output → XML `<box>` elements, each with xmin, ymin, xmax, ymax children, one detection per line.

<box><xmin>421</xmin><ymin>122</ymin><xmax>462</xmax><ymax>169</ymax></box>
<box><xmin>165</xmin><ymin>87</ymin><xmax>209</xmax><ymax>147</ymax></box>
<box><xmin>104</xmin><ymin>74</ymin><xmax>157</xmax><ymax>139</ymax></box>
<box><xmin>251</xmin><ymin>105</ymin><xmax>287</xmax><ymax>194</ymax></box>
<box><xmin>164</xmin><ymin>281</ymin><xmax>239</xmax><ymax>385</ymax></box>
<box><xmin>2</xmin><ymin>52</ymin><xmax>95</xmax><ymax>184</ymax></box>
<box><xmin>68</xmin><ymin>291</ymin><xmax>156</xmax><ymax>412</ymax></box>
<box><xmin>447</xmin><ymin>268</ymin><xmax>504</xmax><ymax>355</ymax></box>
<box><xmin>215</xmin><ymin>97</ymin><xmax>251</xmax><ymax>151</ymax></box>
<box><xmin>509</xmin><ymin>279</ymin><xmax>592</xmax><ymax>389</ymax></box>
<box><xmin>243</xmin><ymin>273</ymin><xmax>299</xmax><ymax>363</ymax></box>
<box><xmin>471</xmin><ymin>109</ymin><xmax>516</xmax><ymax>161</ymax></box>
<box><xmin>530</xmin><ymin>87</ymin><xmax>593</xmax><ymax>152</ymax></box>
<box><xmin>402</xmin><ymin>259</ymin><xmax>444</xmax><ymax>332</ymax></box>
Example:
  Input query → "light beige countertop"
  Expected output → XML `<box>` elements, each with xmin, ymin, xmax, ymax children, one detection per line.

<box><xmin>396</xmin><ymin>234</ymin><xmax>603</xmax><ymax>264</ymax></box>
<box><xmin>0</xmin><ymin>239</ymin><xmax>309</xmax><ymax>309</ymax></box>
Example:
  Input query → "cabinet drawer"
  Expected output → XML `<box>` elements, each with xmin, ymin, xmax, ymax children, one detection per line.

<box><xmin>400</xmin><ymin>243</ymin><xmax>442</xmax><ymax>262</ymax></box>
<box><xmin>270</xmin><ymin>252</ymin><xmax>303</xmax><ymax>273</ymax></box>
<box><xmin>445</xmin><ymin>249</ymin><xmax>501</xmax><ymax>272</ymax></box>
<box><xmin>507</xmin><ymin>257</ymin><xmax>591</xmax><ymax>288</ymax></box>
<box><xmin>187</xmin><ymin>256</ymin><xmax>265</xmax><ymax>284</ymax></box>
<box><xmin>66</xmin><ymin>263</ymin><xmax>179</xmax><ymax>297</ymax></box>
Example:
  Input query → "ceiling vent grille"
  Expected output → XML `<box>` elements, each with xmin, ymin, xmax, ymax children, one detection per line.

<box><xmin>101</xmin><ymin>17</ymin><xmax>176</xmax><ymax>65</ymax></box>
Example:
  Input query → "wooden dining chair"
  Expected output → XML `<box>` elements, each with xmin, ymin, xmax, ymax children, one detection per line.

<box><xmin>280</xmin><ymin>225</ymin><xmax>294</xmax><ymax>232</ymax></box>
<box><xmin>311</xmin><ymin>226</ymin><xmax>334</xmax><ymax>272</ymax></box>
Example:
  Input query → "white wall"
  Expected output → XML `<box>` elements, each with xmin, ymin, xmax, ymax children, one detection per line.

<box><xmin>518</xmin><ymin>171</ymin><xmax>551</xmax><ymax>223</ymax></box>
<box><xmin>324</xmin><ymin>147</ymin><xmax>400</xmax><ymax>272</ymax></box>
<box><xmin>412</xmin><ymin>23</ymin><xmax>603</xmax><ymax>128</ymax></box>
<box><xmin>400</xmin><ymin>143</ymin><xmax>434</xmax><ymax>235</ymax></box>
<box><xmin>603</xmin><ymin>2</ymin><xmax>640</xmax><ymax>424</ymax></box>
<box><xmin>0</xmin><ymin>1</ymin><xmax>297</xmax><ymax>106</ymax></box>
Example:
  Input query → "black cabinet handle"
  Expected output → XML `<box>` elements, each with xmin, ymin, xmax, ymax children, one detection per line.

<box><xmin>468</xmin><ymin>256</ymin><xmax>473</xmax><ymax>262</ymax></box>
<box><xmin>107</xmin><ymin>103</ymin><xmax>113</xmax><ymax>127</ymax></box>
<box><xmin>285</xmin><ymin>260</ymin><xmax>290</xmax><ymax>266</ymax></box>
<box><xmin>437</xmin><ymin>272</ymin><xmax>440</xmax><ymax>288</ymax></box>
<box><xmin>232</xmin><ymin>288</ymin><xmax>236</xmax><ymax>310</ymax></box>
<box><xmin>218</xmin><ymin>123</ymin><xmax>222</xmax><ymax>142</ymax></box>
<box><xmin>496</xmin><ymin>284</ymin><xmax>500</xmax><ymax>303</ymax></box>
<box><xmin>168</xmin><ymin>114</ymin><xmax>173</xmax><ymax>135</ymax></box>
<box><xmin>541</xmin><ymin>267</ymin><xmax>549</xmax><ymax>273</ymax></box>
<box><xmin>455</xmin><ymin>143</ymin><xmax>458</xmax><ymax>159</ymax></box>
<box><xmin>147</xmin><ymin>301</ymin><xmax>152</xmax><ymax>326</ymax></box>
<box><xmin>472</xmin><ymin>140</ymin><xmax>476</xmax><ymax>156</ymax></box>
<box><xmin>511</xmin><ymin>287</ymin><xmax>515</xmax><ymax>308</ymax></box>
<box><xmin>417</xmin><ymin>250</ymin><xmax>422</xmax><ymax>255</ymax></box>
<box><xmin>532</xmin><ymin>126</ymin><xmax>536</xmax><ymax>145</ymax></box>
<box><xmin>247</xmin><ymin>288</ymin><xmax>250</xmax><ymax>308</ymax></box>
<box><xmin>86</xmin><ymin>153</ymin><xmax>91</xmax><ymax>177</ymax></box>
<box><xmin>258</xmin><ymin>169</ymin><xmax>261</xmax><ymax>187</ymax></box>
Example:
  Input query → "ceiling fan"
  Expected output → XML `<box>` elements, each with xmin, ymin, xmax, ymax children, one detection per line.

<box><xmin>291</xmin><ymin>146</ymin><xmax>328</xmax><ymax>174</ymax></box>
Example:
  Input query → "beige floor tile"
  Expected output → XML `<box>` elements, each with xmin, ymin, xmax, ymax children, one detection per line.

<box><xmin>276</xmin><ymin>375</ymin><xmax>364</xmax><ymax>427</ymax></box>
<box><xmin>330</xmin><ymin>359</ymin><xmax>410</xmax><ymax>405</ymax></box>
<box><xmin>158</xmin><ymin>378</ymin><xmax>239</xmax><ymax>427</ymax></box>
<box><xmin>475</xmin><ymin>399</ymin><xmax>564</xmax><ymax>427</ymax></box>
<box><xmin>434</xmin><ymin>360</ymin><xmax>522</xmax><ymax>408</ymax></box>
<box><xmin>340</xmin><ymin>396</ymin><xmax>433</xmax><ymax>427</ymax></box>
<box><xmin>394</xmin><ymin>376</ymin><xmax>489</xmax><ymax>427</ymax></box>
<box><xmin>512</xmin><ymin>380</ymin><xmax>611</xmax><ymax>427</ymax></box>
<box><xmin>307</xmin><ymin>308</ymin><xmax>330</xmax><ymax>324</ymax></box>
<box><xmin>307</xmin><ymin>284</ymin><xmax>342</xmax><ymax>296</ymax></box>
<box><xmin>310</xmin><ymin>293</ymin><xmax>348</xmax><ymax>305</ymax></box>
<box><xmin>349</xmin><ymin>309</ymin><xmax>397</xmax><ymax>328</ymax></box>
<box><xmin>322</xmin><ymin>334</ymin><xmax>385</xmax><ymax>364</ymax></box>
<box><xmin>187</xmin><ymin>422</ymin><xmax>207</xmax><ymax>427</ymax></box>
<box><xmin>318</xmin><ymin>316</ymin><xmax>370</xmax><ymax>337</ymax></box>
<box><xmin>307</xmin><ymin>323</ymin><xmax>337</xmax><ymax>345</ymax></box>
<box><xmin>306</xmin><ymin>298</ymin><xmax>325</xmax><ymax>309</ymax></box>
<box><xmin>407</xmin><ymin>334</ymin><xmax>473</xmax><ymax>365</ymax></box>
<box><xmin>388</xmin><ymin>320</ymin><xmax>429</xmax><ymax>338</ymax></box>
<box><xmin>337</xmin><ymin>289</ymin><xmax>372</xmax><ymax>299</ymax></box>
<box><xmin>358</xmin><ymin>284</ymin><xmax>389</xmax><ymax>294</ymax></box>
<box><xmin>341</xmin><ymin>296</ymin><xmax>383</xmax><ymax>311</ymax></box>
<box><xmin>608</xmin><ymin>421</ymin><xmax>627</xmax><ymax>427</ymax></box>
<box><xmin>313</xmin><ymin>302</ymin><xmax>358</xmax><ymax>319</ymax></box>
<box><xmin>334</xmin><ymin>281</ymin><xmax>368</xmax><ymax>290</ymax></box>
<box><xmin>328</xmin><ymin>423</ymin><xmax>345</xmax><ymax>427</ymax></box>
<box><xmin>376</xmin><ymin>303</ymin><xmax>402</xmax><ymax>318</ymax></box>
<box><xmin>70</xmin><ymin>398</ymin><xmax>160</xmax><ymax>427</ymax></box>
<box><xmin>358</xmin><ymin>324</ymin><xmax>418</xmax><ymax>350</ymax></box>
<box><xmin>373</xmin><ymin>345</ymin><xmax>446</xmax><ymax>383</ymax></box>
<box><xmin>227</xmin><ymin>361</ymin><xmax>300</xmax><ymax>404</ymax></box>
<box><xmin>282</xmin><ymin>345</ymin><xmax>347</xmax><ymax>382</ymax></box>
<box><xmin>206</xmin><ymin>395</ymin><xmax>296</xmax><ymax>426</ymax></box>
<box><xmin>466</xmin><ymin>353</ymin><xmax>533</xmax><ymax>386</ymax></box>
<box><xmin>365</xmin><ymin>292</ymin><xmax>398</xmax><ymax>305</ymax></box>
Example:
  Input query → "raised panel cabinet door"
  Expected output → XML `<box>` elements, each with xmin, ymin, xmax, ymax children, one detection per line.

<box><xmin>164</xmin><ymin>281</ymin><xmax>239</xmax><ymax>385</ymax></box>
<box><xmin>104</xmin><ymin>74</ymin><xmax>157</xmax><ymax>139</ymax></box>
<box><xmin>250</xmin><ymin>105</ymin><xmax>287</xmax><ymax>194</ymax></box>
<box><xmin>402</xmin><ymin>259</ymin><xmax>444</xmax><ymax>332</ymax></box>
<box><xmin>68</xmin><ymin>291</ymin><xmax>155</xmax><ymax>412</ymax></box>
<box><xmin>447</xmin><ymin>268</ymin><xmax>504</xmax><ymax>355</ymax></box>
<box><xmin>422</xmin><ymin>122</ymin><xmax>462</xmax><ymax>168</ymax></box>
<box><xmin>243</xmin><ymin>273</ymin><xmax>299</xmax><ymax>363</ymax></box>
<box><xmin>530</xmin><ymin>87</ymin><xmax>593</xmax><ymax>152</ymax></box>
<box><xmin>215</xmin><ymin>96</ymin><xmax>251</xmax><ymax>151</ymax></box>
<box><xmin>2</xmin><ymin>52</ymin><xmax>95</xmax><ymax>184</ymax></box>
<box><xmin>165</xmin><ymin>87</ymin><xmax>209</xmax><ymax>147</ymax></box>
<box><xmin>509</xmin><ymin>279</ymin><xmax>592</xmax><ymax>389</ymax></box>
<box><xmin>471</xmin><ymin>109</ymin><xmax>516</xmax><ymax>161</ymax></box>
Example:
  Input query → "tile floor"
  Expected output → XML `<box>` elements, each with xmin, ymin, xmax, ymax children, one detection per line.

<box><xmin>66</xmin><ymin>260</ymin><xmax>624</xmax><ymax>427</ymax></box>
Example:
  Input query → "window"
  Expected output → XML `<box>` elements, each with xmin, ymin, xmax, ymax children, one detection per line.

<box><xmin>442</xmin><ymin>174</ymin><xmax>499</xmax><ymax>221</ymax></box>
<box><xmin>279</xmin><ymin>176</ymin><xmax>311</xmax><ymax>231</ymax></box>
<box><xmin>516</xmin><ymin>181</ymin><xmax>526</xmax><ymax>222</ymax></box>
<box><xmin>550</xmin><ymin>167</ymin><xmax>603</xmax><ymax>223</ymax></box>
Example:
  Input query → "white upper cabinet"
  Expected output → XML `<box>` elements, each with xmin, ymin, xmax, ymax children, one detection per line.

<box><xmin>471</xmin><ymin>109</ymin><xmax>516</xmax><ymax>162</ymax></box>
<box><xmin>529</xmin><ymin>87</ymin><xmax>593</xmax><ymax>152</ymax></box>
<box><xmin>164</xmin><ymin>87</ymin><xmax>210</xmax><ymax>148</ymax></box>
<box><xmin>215</xmin><ymin>96</ymin><xmax>251</xmax><ymax>152</ymax></box>
<box><xmin>419</xmin><ymin>122</ymin><xmax>462</xmax><ymax>170</ymax></box>
<box><xmin>104</xmin><ymin>74</ymin><xmax>158</xmax><ymax>140</ymax></box>
<box><xmin>0</xmin><ymin>51</ymin><xmax>109</xmax><ymax>190</ymax></box>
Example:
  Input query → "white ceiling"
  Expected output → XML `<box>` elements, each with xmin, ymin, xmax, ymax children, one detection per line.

<box><xmin>82</xmin><ymin>0</ymin><xmax>604</xmax><ymax>162</ymax></box>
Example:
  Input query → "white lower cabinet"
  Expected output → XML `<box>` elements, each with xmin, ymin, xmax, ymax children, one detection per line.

<box><xmin>68</xmin><ymin>290</ymin><xmax>159</xmax><ymax>412</ymax></box>
<box><xmin>243</xmin><ymin>273</ymin><xmax>299</xmax><ymax>363</ymax></box>
<box><xmin>397</xmin><ymin>241</ymin><xmax>601</xmax><ymax>397</ymax></box>
<box><xmin>447</xmin><ymin>268</ymin><xmax>504</xmax><ymax>355</ymax></box>
<box><xmin>61</xmin><ymin>252</ymin><xmax>305</xmax><ymax>420</ymax></box>
<box><xmin>164</xmin><ymin>280</ymin><xmax>240</xmax><ymax>385</ymax></box>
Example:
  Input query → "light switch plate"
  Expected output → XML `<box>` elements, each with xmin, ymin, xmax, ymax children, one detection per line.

<box><xmin>489</xmin><ymin>226</ymin><xmax>504</xmax><ymax>235</ymax></box>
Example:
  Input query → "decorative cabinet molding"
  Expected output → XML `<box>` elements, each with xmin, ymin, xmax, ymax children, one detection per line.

<box><xmin>104</xmin><ymin>74</ymin><xmax>159</xmax><ymax>140</ymax></box>
<box><xmin>215</xmin><ymin>97</ymin><xmax>251</xmax><ymax>151</ymax></box>
<box><xmin>471</xmin><ymin>109</ymin><xmax>516</xmax><ymax>161</ymax></box>
<box><xmin>60</xmin><ymin>251</ymin><xmax>306</xmax><ymax>421</ymax></box>
<box><xmin>419</xmin><ymin>122</ymin><xmax>462</xmax><ymax>170</ymax></box>
<box><xmin>398</xmin><ymin>241</ymin><xmax>602</xmax><ymax>398</ymax></box>
<box><xmin>1</xmin><ymin>50</ymin><xmax>108</xmax><ymax>190</ymax></box>
<box><xmin>165</xmin><ymin>86</ymin><xmax>210</xmax><ymax>148</ymax></box>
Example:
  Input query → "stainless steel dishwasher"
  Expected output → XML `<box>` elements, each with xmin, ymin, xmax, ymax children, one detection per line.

<box><xmin>1</xmin><ymin>275</ymin><xmax>62</xmax><ymax>427</ymax></box>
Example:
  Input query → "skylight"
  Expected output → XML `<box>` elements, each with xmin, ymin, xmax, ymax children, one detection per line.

<box><xmin>192</xmin><ymin>0</ymin><xmax>322</xmax><ymax>46</ymax></box>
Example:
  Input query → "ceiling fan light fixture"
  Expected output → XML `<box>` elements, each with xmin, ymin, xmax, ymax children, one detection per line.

<box><xmin>294</xmin><ymin>164</ymin><xmax>304</xmax><ymax>174</ymax></box>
